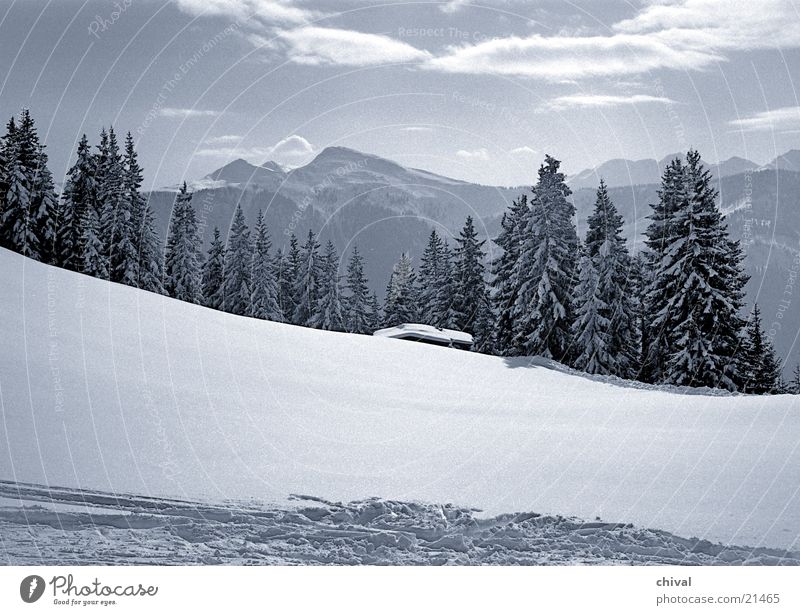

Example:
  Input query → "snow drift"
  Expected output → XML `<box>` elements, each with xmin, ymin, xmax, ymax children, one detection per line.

<box><xmin>0</xmin><ymin>248</ymin><xmax>798</xmax><ymax>550</ymax></box>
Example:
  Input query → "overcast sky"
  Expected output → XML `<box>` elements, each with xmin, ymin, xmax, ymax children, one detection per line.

<box><xmin>1</xmin><ymin>0</ymin><xmax>799</xmax><ymax>188</ymax></box>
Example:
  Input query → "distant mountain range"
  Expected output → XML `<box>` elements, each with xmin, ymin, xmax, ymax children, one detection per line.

<box><xmin>146</xmin><ymin>145</ymin><xmax>800</xmax><ymax>375</ymax></box>
<box><xmin>567</xmin><ymin>151</ymin><xmax>800</xmax><ymax>191</ymax></box>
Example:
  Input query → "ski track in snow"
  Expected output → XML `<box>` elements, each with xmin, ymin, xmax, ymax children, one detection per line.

<box><xmin>1</xmin><ymin>481</ymin><xmax>798</xmax><ymax>565</ymax></box>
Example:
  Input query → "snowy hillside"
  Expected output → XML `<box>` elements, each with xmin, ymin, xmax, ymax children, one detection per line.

<box><xmin>1</xmin><ymin>248</ymin><xmax>799</xmax><ymax>552</ymax></box>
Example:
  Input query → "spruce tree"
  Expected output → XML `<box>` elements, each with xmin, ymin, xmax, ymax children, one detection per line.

<box><xmin>283</xmin><ymin>234</ymin><xmax>301</xmax><ymax>324</ymax></box>
<box><xmin>313</xmin><ymin>241</ymin><xmax>345</xmax><ymax>331</ymax></box>
<box><xmin>0</xmin><ymin>110</ymin><xmax>58</xmax><ymax>262</ymax></box>
<box><xmin>418</xmin><ymin>230</ymin><xmax>445</xmax><ymax>326</ymax></box>
<box><xmin>580</xmin><ymin>181</ymin><xmax>639</xmax><ymax>377</ymax></box>
<box><xmin>383</xmin><ymin>252</ymin><xmax>418</xmax><ymax>327</ymax></box>
<box><xmin>97</xmin><ymin>127</ymin><xmax>139</xmax><ymax>284</ymax></box>
<box><xmin>641</xmin><ymin>158</ymin><xmax>688</xmax><ymax>382</ymax></box>
<box><xmin>122</xmin><ymin>132</ymin><xmax>162</xmax><ymax>292</ymax></box>
<box><xmin>791</xmin><ymin>364</ymin><xmax>800</xmax><ymax>394</ymax></box>
<box><xmin>222</xmin><ymin>205</ymin><xmax>252</xmax><ymax>315</ymax></box>
<box><xmin>0</xmin><ymin>117</ymin><xmax>11</xmax><ymax>207</ymax></box>
<box><xmin>249</xmin><ymin>210</ymin><xmax>282</xmax><ymax>321</ymax></box>
<box><xmin>31</xmin><ymin>142</ymin><xmax>58</xmax><ymax>264</ymax></box>
<box><xmin>80</xmin><ymin>196</ymin><xmax>108</xmax><ymax>278</ymax></box>
<box><xmin>58</xmin><ymin>135</ymin><xmax>96</xmax><ymax>270</ymax></box>
<box><xmin>136</xmin><ymin>203</ymin><xmax>164</xmax><ymax>294</ymax></box>
<box><xmin>571</xmin><ymin>251</ymin><xmax>611</xmax><ymax>374</ymax></box>
<box><xmin>491</xmin><ymin>194</ymin><xmax>528</xmax><ymax>355</ymax></box>
<box><xmin>661</xmin><ymin>151</ymin><xmax>748</xmax><ymax>389</ymax></box>
<box><xmin>202</xmin><ymin>227</ymin><xmax>226</xmax><ymax>310</ymax></box>
<box><xmin>368</xmin><ymin>291</ymin><xmax>382</xmax><ymax>330</ymax></box>
<box><xmin>434</xmin><ymin>241</ymin><xmax>456</xmax><ymax>328</ymax></box>
<box><xmin>164</xmin><ymin>183</ymin><xmax>202</xmax><ymax>303</ymax></box>
<box><xmin>511</xmin><ymin>155</ymin><xmax>578</xmax><ymax>360</ymax></box>
<box><xmin>343</xmin><ymin>246</ymin><xmax>371</xmax><ymax>334</ymax></box>
<box><xmin>452</xmin><ymin>216</ymin><xmax>492</xmax><ymax>348</ymax></box>
<box><xmin>292</xmin><ymin>230</ymin><xmax>322</xmax><ymax>326</ymax></box>
<box><xmin>739</xmin><ymin>304</ymin><xmax>782</xmax><ymax>394</ymax></box>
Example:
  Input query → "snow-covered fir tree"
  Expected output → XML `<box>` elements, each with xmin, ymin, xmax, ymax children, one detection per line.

<box><xmin>368</xmin><ymin>291</ymin><xmax>382</xmax><ymax>331</ymax></box>
<box><xmin>435</xmin><ymin>242</ymin><xmax>456</xmax><ymax>329</ymax></box>
<box><xmin>80</xmin><ymin>193</ymin><xmax>108</xmax><ymax>279</ymax></box>
<box><xmin>98</xmin><ymin>128</ymin><xmax>138</xmax><ymax>285</ymax></box>
<box><xmin>31</xmin><ymin>142</ymin><xmax>59</xmax><ymax>264</ymax></box>
<box><xmin>641</xmin><ymin>158</ymin><xmax>688</xmax><ymax>382</ymax></box>
<box><xmin>491</xmin><ymin>194</ymin><xmax>528</xmax><ymax>355</ymax></box>
<box><xmin>57</xmin><ymin>135</ymin><xmax>96</xmax><ymax>271</ymax></box>
<box><xmin>791</xmin><ymin>364</ymin><xmax>800</xmax><ymax>395</ymax></box>
<box><xmin>452</xmin><ymin>216</ymin><xmax>492</xmax><ymax>349</ymax></box>
<box><xmin>164</xmin><ymin>183</ymin><xmax>202</xmax><ymax>303</ymax></box>
<box><xmin>383</xmin><ymin>252</ymin><xmax>418</xmax><ymax>327</ymax></box>
<box><xmin>654</xmin><ymin>151</ymin><xmax>749</xmax><ymax>389</ymax></box>
<box><xmin>579</xmin><ymin>181</ymin><xmax>639</xmax><ymax>377</ymax></box>
<box><xmin>510</xmin><ymin>155</ymin><xmax>578</xmax><ymax>360</ymax></box>
<box><xmin>249</xmin><ymin>210</ymin><xmax>282</xmax><ymax>321</ymax></box>
<box><xmin>135</xmin><ymin>202</ymin><xmax>164</xmax><ymax>294</ymax></box>
<box><xmin>738</xmin><ymin>304</ymin><xmax>782</xmax><ymax>394</ymax></box>
<box><xmin>0</xmin><ymin>110</ymin><xmax>58</xmax><ymax>262</ymax></box>
<box><xmin>629</xmin><ymin>252</ymin><xmax>649</xmax><ymax>376</ymax></box>
<box><xmin>202</xmin><ymin>227</ymin><xmax>226</xmax><ymax>310</ymax></box>
<box><xmin>313</xmin><ymin>241</ymin><xmax>345</xmax><ymax>331</ymax></box>
<box><xmin>417</xmin><ymin>230</ymin><xmax>447</xmax><ymax>326</ymax></box>
<box><xmin>343</xmin><ymin>246</ymin><xmax>371</xmax><ymax>334</ymax></box>
<box><xmin>292</xmin><ymin>230</ymin><xmax>322</xmax><ymax>327</ymax></box>
<box><xmin>0</xmin><ymin>117</ymin><xmax>10</xmax><ymax>205</ymax></box>
<box><xmin>571</xmin><ymin>251</ymin><xmax>610</xmax><ymax>374</ymax></box>
<box><xmin>222</xmin><ymin>205</ymin><xmax>252</xmax><ymax>315</ymax></box>
<box><xmin>282</xmin><ymin>234</ymin><xmax>301</xmax><ymax>324</ymax></box>
<box><xmin>123</xmin><ymin>132</ymin><xmax>163</xmax><ymax>293</ymax></box>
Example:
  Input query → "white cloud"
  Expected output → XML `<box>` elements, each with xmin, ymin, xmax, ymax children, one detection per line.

<box><xmin>398</xmin><ymin>126</ymin><xmax>433</xmax><ymax>133</ymax></box>
<box><xmin>426</xmin><ymin>0</ymin><xmax>800</xmax><ymax>79</ymax></box>
<box><xmin>728</xmin><ymin>106</ymin><xmax>800</xmax><ymax>132</ymax></box>
<box><xmin>279</xmin><ymin>26</ymin><xmax>431</xmax><ymax>66</ymax></box>
<box><xmin>547</xmin><ymin>94</ymin><xmax>677</xmax><ymax>110</ymax></box>
<box><xmin>456</xmin><ymin>148</ymin><xmax>490</xmax><ymax>161</ymax></box>
<box><xmin>176</xmin><ymin>0</ymin><xmax>800</xmax><ymax>80</ymax></box>
<box><xmin>440</xmin><ymin>0</ymin><xmax>470</xmax><ymax>14</ymax></box>
<box><xmin>205</xmin><ymin>134</ymin><xmax>243</xmax><ymax>144</ymax></box>
<box><xmin>614</xmin><ymin>0</ymin><xmax>800</xmax><ymax>51</ymax></box>
<box><xmin>174</xmin><ymin>0</ymin><xmax>314</xmax><ymax>24</ymax></box>
<box><xmin>159</xmin><ymin>107</ymin><xmax>220</xmax><ymax>118</ymax></box>
<box><xmin>197</xmin><ymin>134</ymin><xmax>316</xmax><ymax>167</ymax></box>
<box><xmin>509</xmin><ymin>146</ymin><xmax>537</xmax><ymax>156</ymax></box>
<box><xmin>267</xmin><ymin>134</ymin><xmax>315</xmax><ymax>165</ymax></box>
<box><xmin>426</xmin><ymin>33</ymin><xmax>718</xmax><ymax>80</ymax></box>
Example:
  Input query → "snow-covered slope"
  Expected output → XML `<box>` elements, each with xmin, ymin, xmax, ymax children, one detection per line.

<box><xmin>1</xmin><ymin>248</ymin><xmax>798</xmax><ymax>550</ymax></box>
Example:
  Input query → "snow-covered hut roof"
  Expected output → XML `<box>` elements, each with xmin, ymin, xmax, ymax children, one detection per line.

<box><xmin>372</xmin><ymin>323</ymin><xmax>473</xmax><ymax>347</ymax></box>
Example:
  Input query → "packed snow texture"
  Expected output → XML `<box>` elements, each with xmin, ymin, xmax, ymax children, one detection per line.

<box><xmin>0</xmin><ymin>248</ymin><xmax>798</xmax><ymax>555</ymax></box>
<box><xmin>2</xmin><ymin>481</ymin><xmax>798</xmax><ymax>565</ymax></box>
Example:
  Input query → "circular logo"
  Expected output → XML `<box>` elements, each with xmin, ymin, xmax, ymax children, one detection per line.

<box><xmin>20</xmin><ymin>575</ymin><xmax>46</xmax><ymax>603</ymax></box>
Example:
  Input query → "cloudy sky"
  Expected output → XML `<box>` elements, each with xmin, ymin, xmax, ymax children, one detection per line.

<box><xmin>1</xmin><ymin>0</ymin><xmax>799</xmax><ymax>188</ymax></box>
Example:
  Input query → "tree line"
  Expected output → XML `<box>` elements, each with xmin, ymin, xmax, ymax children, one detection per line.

<box><xmin>0</xmin><ymin>109</ymin><xmax>796</xmax><ymax>394</ymax></box>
